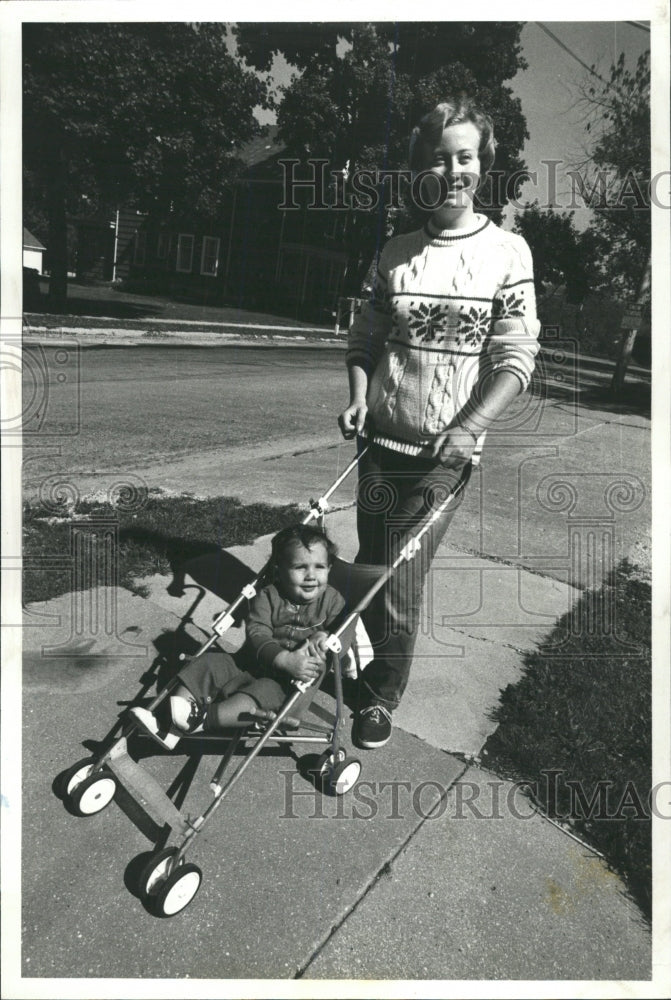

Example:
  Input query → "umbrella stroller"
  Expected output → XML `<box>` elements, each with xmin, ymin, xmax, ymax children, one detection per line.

<box><xmin>60</xmin><ymin>442</ymin><xmax>468</xmax><ymax>917</ymax></box>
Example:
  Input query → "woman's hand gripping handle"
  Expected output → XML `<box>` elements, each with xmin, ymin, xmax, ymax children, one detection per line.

<box><xmin>338</xmin><ymin>362</ymin><xmax>368</xmax><ymax>440</ymax></box>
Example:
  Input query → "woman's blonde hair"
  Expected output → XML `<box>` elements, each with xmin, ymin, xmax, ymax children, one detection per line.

<box><xmin>409</xmin><ymin>97</ymin><xmax>496</xmax><ymax>176</ymax></box>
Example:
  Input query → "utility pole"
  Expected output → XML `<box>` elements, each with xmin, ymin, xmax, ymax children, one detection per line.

<box><xmin>112</xmin><ymin>208</ymin><xmax>120</xmax><ymax>283</ymax></box>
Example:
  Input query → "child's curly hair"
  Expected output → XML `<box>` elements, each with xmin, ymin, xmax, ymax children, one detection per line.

<box><xmin>269</xmin><ymin>523</ymin><xmax>338</xmax><ymax>575</ymax></box>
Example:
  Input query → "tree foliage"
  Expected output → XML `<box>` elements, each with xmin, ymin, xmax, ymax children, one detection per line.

<box><xmin>514</xmin><ymin>49</ymin><xmax>651</xmax><ymax>317</ymax></box>
<box><xmin>513</xmin><ymin>204</ymin><xmax>606</xmax><ymax>305</ymax></box>
<box><xmin>23</xmin><ymin>23</ymin><xmax>269</xmax><ymax>304</ymax></box>
<box><xmin>236</xmin><ymin>21</ymin><xmax>528</xmax><ymax>182</ymax></box>
<box><xmin>575</xmin><ymin>50</ymin><xmax>651</xmax><ymax>297</ymax></box>
<box><xmin>235</xmin><ymin>22</ymin><xmax>529</xmax><ymax>291</ymax></box>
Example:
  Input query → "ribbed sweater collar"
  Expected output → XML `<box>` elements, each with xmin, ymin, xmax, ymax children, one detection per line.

<box><xmin>423</xmin><ymin>214</ymin><xmax>490</xmax><ymax>246</ymax></box>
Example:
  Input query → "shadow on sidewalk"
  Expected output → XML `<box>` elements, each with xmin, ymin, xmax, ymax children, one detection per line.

<box><xmin>530</xmin><ymin>368</ymin><xmax>650</xmax><ymax>419</ymax></box>
<box><xmin>577</xmin><ymin>381</ymin><xmax>650</xmax><ymax>418</ymax></box>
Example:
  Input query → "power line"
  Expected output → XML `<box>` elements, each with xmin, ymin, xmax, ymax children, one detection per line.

<box><xmin>534</xmin><ymin>22</ymin><xmax>608</xmax><ymax>84</ymax></box>
<box><xmin>625</xmin><ymin>21</ymin><xmax>651</xmax><ymax>32</ymax></box>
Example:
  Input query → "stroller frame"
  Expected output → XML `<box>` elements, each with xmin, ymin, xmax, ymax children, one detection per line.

<box><xmin>61</xmin><ymin>441</ymin><xmax>468</xmax><ymax>917</ymax></box>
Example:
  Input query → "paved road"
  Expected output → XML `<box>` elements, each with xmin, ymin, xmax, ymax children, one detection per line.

<box><xmin>23</xmin><ymin>342</ymin><xmax>651</xmax><ymax>588</ymax></box>
<box><xmin>23</xmin><ymin>345</ymin><xmax>347</xmax><ymax>484</ymax></box>
<box><xmin>24</xmin><ymin>341</ymin><xmax>649</xmax><ymax>481</ymax></box>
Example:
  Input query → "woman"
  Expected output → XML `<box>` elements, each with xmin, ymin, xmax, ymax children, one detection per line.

<box><xmin>338</xmin><ymin>96</ymin><xmax>541</xmax><ymax>749</ymax></box>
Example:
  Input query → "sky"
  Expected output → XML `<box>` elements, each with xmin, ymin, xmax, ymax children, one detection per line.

<box><xmin>246</xmin><ymin>20</ymin><xmax>651</xmax><ymax>231</ymax></box>
<box><xmin>506</xmin><ymin>21</ymin><xmax>650</xmax><ymax>227</ymax></box>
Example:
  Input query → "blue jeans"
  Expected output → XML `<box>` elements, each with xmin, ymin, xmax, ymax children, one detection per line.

<box><xmin>355</xmin><ymin>440</ymin><xmax>472</xmax><ymax>709</ymax></box>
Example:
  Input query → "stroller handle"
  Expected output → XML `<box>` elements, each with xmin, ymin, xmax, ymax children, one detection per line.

<box><xmin>329</xmin><ymin>468</ymin><xmax>470</xmax><ymax>644</ymax></box>
<box><xmin>199</xmin><ymin>443</ymin><xmax>369</xmax><ymax>654</ymax></box>
<box><xmin>305</xmin><ymin>445</ymin><xmax>369</xmax><ymax>521</ymax></box>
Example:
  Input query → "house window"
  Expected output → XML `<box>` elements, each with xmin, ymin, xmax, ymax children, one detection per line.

<box><xmin>133</xmin><ymin>230</ymin><xmax>147</xmax><ymax>266</ymax></box>
<box><xmin>157</xmin><ymin>232</ymin><xmax>170</xmax><ymax>260</ymax></box>
<box><xmin>200</xmin><ymin>236</ymin><xmax>220</xmax><ymax>277</ymax></box>
<box><xmin>176</xmin><ymin>234</ymin><xmax>194</xmax><ymax>273</ymax></box>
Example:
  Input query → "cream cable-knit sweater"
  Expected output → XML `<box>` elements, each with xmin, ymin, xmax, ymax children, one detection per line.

<box><xmin>346</xmin><ymin>215</ymin><xmax>541</xmax><ymax>462</ymax></box>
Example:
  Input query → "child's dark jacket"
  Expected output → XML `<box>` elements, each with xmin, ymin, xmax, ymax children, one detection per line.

<box><xmin>242</xmin><ymin>583</ymin><xmax>345</xmax><ymax>673</ymax></box>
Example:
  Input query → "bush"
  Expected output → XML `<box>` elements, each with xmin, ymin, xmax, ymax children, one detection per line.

<box><xmin>538</xmin><ymin>291</ymin><xmax>626</xmax><ymax>359</ymax></box>
<box><xmin>23</xmin><ymin>266</ymin><xmax>43</xmax><ymax>309</ymax></box>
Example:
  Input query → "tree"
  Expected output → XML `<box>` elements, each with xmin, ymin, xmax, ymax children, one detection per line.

<box><xmin>235</xmin><ymin>22</ymin><xmax>530</xmax><ymax>293</ymax></box>
<box><xmin>513</xmin><ymin>203</ymin><xmax>606</xmax><ymax>305</ymax></box>
<box><xmin>569</xmin><ymin>49</ymin><xmax>651</xmax><ymax>385</ymax></box>
<box><xmin>23</xmin><ymin>23</ymin><xmax>269</xmax><ymax>307</ymax></box>
<box><xmin>573</xmin><ymin>50</ymin><xmax>651</xmax><ymax>298</ymax></box>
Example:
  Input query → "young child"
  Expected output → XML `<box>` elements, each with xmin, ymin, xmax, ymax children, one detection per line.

<box><xmin>131</xmin><ymin>523</ymin><xmax>346</xmax><ymax>748</ymax></box>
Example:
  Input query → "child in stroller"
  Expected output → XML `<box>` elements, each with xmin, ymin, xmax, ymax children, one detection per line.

<box><xmin>131</xmin><ymin>523</ymin><xmax>346</xmax><ymax>748</ymax></box>
<box><xmin>61</xmin><ymin>446</ymin><xmax>468</xmax><ymax>916</ymax></box>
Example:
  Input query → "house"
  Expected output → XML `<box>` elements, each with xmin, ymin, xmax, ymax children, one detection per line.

<box><xmin>72</xmin><ymin>209</ymin><xmax>140</xmax><ymax>283</ymax></box>
<box><xmin>72</xmin><ymin>125</ymin><xmax>353</xmax><ymax>322</ymax></box>
<box><xmin>23</xmin><ymin>227</ymin><xmax>46</xmax><ymax>274</ymax></box>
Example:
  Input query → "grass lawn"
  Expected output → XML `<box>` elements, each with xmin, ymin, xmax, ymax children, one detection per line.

<box><xmin>26</xmin><ymin>278</ymin><xmax>329</xmax><ymax>329</ymax></box>
<box><xmin>23</xmin><ymin>491</ymin><xmax>303</xmax><ymax>605</ymax></box>
<box><xmin>482</xmin><ymin>560</ymin><xmax>652</xmax><ymax>920</ymax></box>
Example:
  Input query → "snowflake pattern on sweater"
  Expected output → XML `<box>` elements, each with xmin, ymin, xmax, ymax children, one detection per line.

<box><xmin>407</xmin><ymin>302</ymin><xmax>453</xmax><ymax>343</ymax></box>
<box><xmin>346</xmin><ymin>217</ymin><xmax>541</xmax><ymax>453</ymax></box>
<box><xmin>456</xmin><ymin>305</ymin><xmax>491</xmax><ymax>347</ymax></box>
<box><xmin>491</xmin><ymin>288</ymin><xmax>526</xmax><ymax>319</ymax></box>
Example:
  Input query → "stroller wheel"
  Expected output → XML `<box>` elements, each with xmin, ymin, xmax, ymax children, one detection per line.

<box><xmin>62</xmin><ymin>758</ymin><xmax>97</xmax><ymax>797</ymax></box>
<box><xmin>154</xmin><ymin>864</ymin><xmax>202</xmax><ymax>917</ymax></box>
<box><xmin>328</xmin><ymin>757</ymin><xmax>362</xmax><ymax>796</ymax></box>
<box><xmin>139</xmin><ymin>847</ymin><xmax>180</xmax><ymax>899</ymax></box>
<box><xmin>69</xmin><ymin>772</ymin><xmax>117</xmax><ymax>816</ymax></box>
<box><xmin>314</xmin><ymin>748</ymin><xmax>346</xmax><ymax>780</ymax></box>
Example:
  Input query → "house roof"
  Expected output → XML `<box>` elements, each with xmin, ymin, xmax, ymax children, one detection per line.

<box><xmin>24</xmin><ymin>227</ymin><xmax>46</xmax><ymax>250</ymax></box>
<box><xmin>237</xmin><ymin>125</ymin><xmax>285</xmax><ymax>169</ymax></box>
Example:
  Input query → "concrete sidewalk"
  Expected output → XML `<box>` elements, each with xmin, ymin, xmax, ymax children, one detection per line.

<box><xmin>19</xmin><ymin>505</ymin><xmax>651</xmax><ymax>984</ymax></box>
<box><xmin>15</xmin><ymin>339</ymin><xmax>655</xmax><ymax>988</ymax></box>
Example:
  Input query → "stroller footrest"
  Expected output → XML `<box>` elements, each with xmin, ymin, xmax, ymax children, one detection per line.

<box><xmin>243</xmin><ymin>708</ymin><xmax>302</xmax><ymax>731</ymax></box>
<box><xmin>106</xmin><ymin>752</ymin><xmax>191</xmax><ymax>838</ymax></box>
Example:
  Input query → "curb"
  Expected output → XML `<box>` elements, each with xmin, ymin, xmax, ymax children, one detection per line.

<box><xmin>21</xmin><ymin>311</ymin><xmax>652</xmax><ymax>378</ymax></box>
<box><xmin>23</xmin><ymin>311</ymin><xmax>341</xmax><ymax>346</ymax></box>
<box><xmin>22</xmin><ymin>326</ymin><xmax>345</xmax><ymax>350</ymax></box>
<box><xmin>22</xmin><ymin>323</ymin><xmax>652</xmax><ymax>379</ymax></box>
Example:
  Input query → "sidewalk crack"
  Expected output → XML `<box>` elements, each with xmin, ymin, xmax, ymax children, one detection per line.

<box><xmin>294</xmin><ymin>757</ymin><xmax>469</xmax><ymax>979</ymax></box>
<box><xmin>459</xmin><ymin>547</ymin><xmax>581</xmax><ymax>588</ymax></box>
<box><xmin>437</xmin><ymin>625</ymin><xmax>531</xmax><ymax>655</ymax></box>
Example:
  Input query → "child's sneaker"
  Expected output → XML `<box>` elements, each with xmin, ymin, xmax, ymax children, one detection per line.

<box><xmin>169</xmin><ymin>695</ymin><xmax>205</xmax><ymax>733</ymax></box>
<box><xmin>130</xmin><ymin>706</ymin><xmax>182</xmax><ymax>750</ymax></box>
